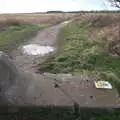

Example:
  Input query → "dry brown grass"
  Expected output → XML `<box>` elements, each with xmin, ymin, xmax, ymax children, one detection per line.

<box><xmin>0</xmin><ymin>13</ymin><xmax>76</xmax><ymax>26</ymax></box>
<box><xmin>74</xmin><ymin>13</ymin><xmax>120</xmax><ymax>26</ymax></box>
<box><xmin>73</xmin><ymin>13</ymin><xmax>120</xmax><ymax>56</ymax></box>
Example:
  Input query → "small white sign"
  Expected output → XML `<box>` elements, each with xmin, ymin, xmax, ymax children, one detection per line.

<box><xmin>95</xmin><ymin>81</ymin><xmax>112</xmax><ymax>89</ymax></box>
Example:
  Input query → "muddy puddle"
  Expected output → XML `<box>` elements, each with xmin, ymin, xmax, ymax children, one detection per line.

<box><xmin>21</xmin><ymin>44</ymin><xmax>55</xmax><ymax>56</ymax></box>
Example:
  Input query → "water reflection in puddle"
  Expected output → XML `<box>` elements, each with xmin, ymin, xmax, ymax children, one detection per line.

<box><xmin>21</xmin><ymin>44</ymin><xmax>55</xmax><ymax>56</ymax></box>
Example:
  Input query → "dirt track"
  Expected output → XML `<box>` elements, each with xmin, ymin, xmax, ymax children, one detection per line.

<box><xmin>10</xmin><ymin>24</ymin><xmax>63</xmax><ymax>73</ymax></box>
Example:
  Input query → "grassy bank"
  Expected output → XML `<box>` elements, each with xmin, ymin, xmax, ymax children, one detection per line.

<box><xmin>0</xmin><ymin>25</ymin><xmax>42</xmax><ymax>52</ymax></box>
<box><xmin>39</xmin><ymin>20</ymin><xmax>120</xmax><ymax>93</ymax></box>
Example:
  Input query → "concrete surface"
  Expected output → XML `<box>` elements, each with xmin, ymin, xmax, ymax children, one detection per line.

<box><xmin>0</xmin><ymin>51</ymin><xmax>119</xmax><ymax>108</ymax></box>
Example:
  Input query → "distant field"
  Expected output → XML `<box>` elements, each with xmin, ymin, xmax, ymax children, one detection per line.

<box><xmin>0</xmin><ymin>13</ymin><xmax>77</xmax><ymax>26</ymax></box>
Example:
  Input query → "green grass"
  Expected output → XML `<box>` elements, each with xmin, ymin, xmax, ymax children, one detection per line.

<box><xmin>0</xmin><ymin>25</ymin><xmax>43</xmax><ymax>52</ymax></box>
<box><xmin>39</xmin><ymin>23</ymin><xmax>120</xmax><ymax>93</ymax></box>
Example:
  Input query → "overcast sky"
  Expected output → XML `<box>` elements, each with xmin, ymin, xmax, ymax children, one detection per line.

<box><xmin>0</xmin><ymin>0</ymin><xmax>118</xmax><ymax>13</ymax></box>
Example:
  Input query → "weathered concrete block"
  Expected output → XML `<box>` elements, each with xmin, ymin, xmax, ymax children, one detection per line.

<box><xmin>0</xmin><ymin>51</ymin><xmax>119</xmax><ymax>108</ymax></box>
<box><xmin>0</xmin><ymin>51</ymin><xmax>18</xmax><ymax>92</ymax></box>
